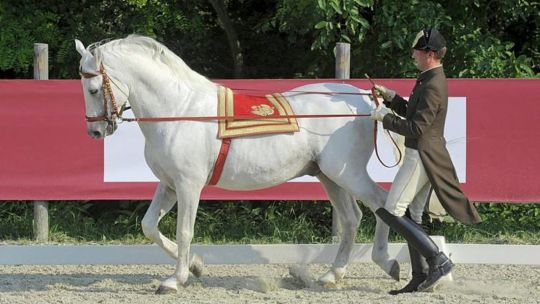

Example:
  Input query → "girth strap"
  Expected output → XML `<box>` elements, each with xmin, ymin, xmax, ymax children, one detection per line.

<box><xmin>208</xmin><ymin>138</ymin><xmax>232</xmax><ymax>185</ymax></box>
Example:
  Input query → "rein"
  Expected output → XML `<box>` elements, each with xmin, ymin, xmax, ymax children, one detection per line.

<box><xmin>81</xmin><ymin>65</ymin><xmax>401</xmax><ymax>168</ymax></box>
<box><xmin>120</xmin><ymin>113</ymin><xmax>370</xmax><ymax>122</ymax></box>
<box><xmin>227</xmin><ymin>87</ymin><xmax>373</xmax><ymax>96</ymax></box>
<box><xmin>370</xmin><ymin>88</ymin><xmax>402</xmax><ymax>168</ymax></box>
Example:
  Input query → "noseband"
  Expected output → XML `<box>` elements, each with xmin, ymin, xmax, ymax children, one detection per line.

<box><xmin>81</xmin><ymin>63</ymin><xmax>126</xmax><ymax>124</ymax></box>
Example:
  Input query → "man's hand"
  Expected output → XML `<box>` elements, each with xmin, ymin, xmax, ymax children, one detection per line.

<box><xmin>374</xmin><ymin>84</ymin><xmax>396</xmax><ymax>102</ymax></box>
<box><xmin>370</xmin><ymin>105</ymin><xmax>392</xmax><ymax>121</ymax></box>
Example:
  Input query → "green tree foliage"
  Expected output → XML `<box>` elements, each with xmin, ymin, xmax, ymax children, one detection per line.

<box><xmin>0</xmin><ymin>1</ymin><xmax>61</xmax><ymax>77</ymax></box>
<box><xmin>354</xmin><ymin>0</ymin><xmax>452</xmax><ymax>77</ymax></box>
<box><xmin>353</xmin><ymin>0</ymin><xmax>540</xmax><ymax>78</ymax></box>
<box><xmin>0</xmin><ymin>0</ymin><xmax>538</xmax><ymax>78</ymax></box>
<box><xmin>0</xmin><ymin>0</ymin><xmax>193</xmax><ymax>78</ymax></box>
<box><xmin>442</xmin><ymin>0</ymin><xmax>539</xmax><ymax>78</ymax></box>
<box><xmin>312</xmin><ymin>0</ymin><xmax>372</xmax><ymax>50</ymax></box>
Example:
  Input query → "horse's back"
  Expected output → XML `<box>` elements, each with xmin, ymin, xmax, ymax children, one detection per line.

<box><xmin>284</xmin><ymin>83</ymin><xmax>374</xmax><ymax>140</ymax></box>
<box><xmin>285</xmin><ymin>83</ymin><xmax>373</xmax><ymax>120</ymax></box>
<box><xmin>216</xmin><ymin>83</ymin><xmax>375</xmax><ymax>190</ymax></box>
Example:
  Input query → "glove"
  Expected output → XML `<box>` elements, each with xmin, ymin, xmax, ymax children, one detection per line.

<box><xmin>370</xmin><ymin>105</ymin><xmax>392</xmax><ymax>121</ymax></box>
<box><xmin>374</xmin><ymin>84</ymin><xmax>396</xmax><ymax>102</ymax></box>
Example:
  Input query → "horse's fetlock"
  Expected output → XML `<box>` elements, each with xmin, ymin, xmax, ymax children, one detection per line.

<box><xmin>371</xmin><ymin>251</ymin><xmax>382</xmax><ymax>263</ymax></box>
<box><xmin>333</xmin><ymin>267</ymin><xmax>346</xmax><ymax>280</ymax></box>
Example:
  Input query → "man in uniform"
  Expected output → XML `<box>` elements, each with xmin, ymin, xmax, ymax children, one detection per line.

<box><xmin>370</xmin><ymin>28</ymin><xmax>482</xmax><ymax>294</ymax></box>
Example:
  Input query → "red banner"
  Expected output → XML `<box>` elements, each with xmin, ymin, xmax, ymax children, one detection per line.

<box><xmin>1</xmin><ymin>79</ymin><xmax>539</xmax><ymax>201</ymax></box>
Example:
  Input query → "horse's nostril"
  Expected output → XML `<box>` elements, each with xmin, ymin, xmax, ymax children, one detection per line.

<box><xmin>91</xmin><ymin>130</ymin><xmax>102</xmax><ymax>138</ymax></box>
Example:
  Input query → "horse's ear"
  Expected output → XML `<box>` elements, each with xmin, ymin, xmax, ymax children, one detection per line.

<box><xmin>75</xmin><ymin>39</ymin><xmax>86</xmax><ymax>56</ymax></box>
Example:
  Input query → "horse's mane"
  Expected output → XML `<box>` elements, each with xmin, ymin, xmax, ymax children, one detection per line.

<box><xmin>88</xmin><ymin>35</ymin><xmax>213</xmax><ymax>88</ymax></box>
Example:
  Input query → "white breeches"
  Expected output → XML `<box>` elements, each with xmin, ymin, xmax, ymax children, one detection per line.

<box><xmin>384</xmin><ymin>148</ymin><xmax>431</xmax><ymax>224</ymax></box>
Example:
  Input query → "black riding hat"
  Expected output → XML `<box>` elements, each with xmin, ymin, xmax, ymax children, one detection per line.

<box><xmin>412</xmin><ymin>28</ymin><xmax>446</xmax><ymax>51</ymax></box>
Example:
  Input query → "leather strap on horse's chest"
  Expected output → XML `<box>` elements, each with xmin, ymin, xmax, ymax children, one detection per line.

<box><xmin>208</xmin><ymin>138</ymin><xmax>232</xmax><ymax>185</ymax></box>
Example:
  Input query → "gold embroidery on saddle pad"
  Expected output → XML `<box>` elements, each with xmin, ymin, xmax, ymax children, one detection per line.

<box><xmin>218</xmin><ymin>86</ymin><xmax>299</xmax><ymax>138</ymax></box>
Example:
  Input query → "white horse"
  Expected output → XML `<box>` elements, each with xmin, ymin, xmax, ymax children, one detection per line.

<box><xmin>75</xmin><ymin>35</ymin><xmax>398</xmax><ymax>294</ymax></box>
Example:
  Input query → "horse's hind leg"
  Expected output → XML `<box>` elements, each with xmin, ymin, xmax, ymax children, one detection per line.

<box><xmin>368</xmin><ymin>211</ymin><xmax>399</xmax><ymax>281</ymax></box>
<box><xmin>142</xmin><ymin>183</ymin><xmax>203</xmax><ymax>282</ymax></box>
<box><xmin>317</xmin><ymin>174</ymin><xmax>361</xmax><ymax>286</ymax></box>
<box><xmin>334</xmin><ymin>174</ymin><xmax>400</xmax><ymax>281</ymax></box>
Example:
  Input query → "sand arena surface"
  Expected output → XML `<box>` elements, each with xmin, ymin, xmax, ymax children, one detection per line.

<box><xmin>0</xmin><ymin>263</ymin><xmax>538</xmax><ymax>303</ymax></box>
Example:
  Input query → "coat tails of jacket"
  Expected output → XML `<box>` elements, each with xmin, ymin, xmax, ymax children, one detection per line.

<box><xmin>382</xmin><ymin>67</ymin><xmax>482</xmax><ymax>225</ymax></box>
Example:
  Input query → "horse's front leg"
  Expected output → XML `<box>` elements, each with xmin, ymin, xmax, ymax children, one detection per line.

<box><xmin>142</xmin><ymin>182</ymin><xmax>204</xmax><ymax>286</ymax></box>
<box><xmin>156</xmin><ymin>181</ymin><xmax>203</xmax><ymax>294</ymax></box>
<box><xmin>142</xmin><ymin>183</ymin><xmax>178</xmax><ymax>258</ymax></box>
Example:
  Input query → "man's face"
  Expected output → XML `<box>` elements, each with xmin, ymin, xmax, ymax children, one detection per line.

<box><xmin>411</xmin><ymin>49</ymin><xmax>430</xmax><ymax>71</ymax></box>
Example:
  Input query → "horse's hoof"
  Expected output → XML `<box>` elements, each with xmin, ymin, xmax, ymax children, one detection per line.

<box><xmin>155</xmin><ymin>285</ymin><xmax>177</xmax><ymax>295</ymax></box>
<box><xmin>389</xmin><ymin>260</ymin><xmax>400</xmax><ymax>281</ymax></box>
<box><xmin>190</xmin><ymin>254</ymin><xmax>204</xmax><ymax>278</ymax></box>
<box><xmin>318</xmin><ymin>271</ymin><xmax>337</xmax><ymax>288</ymax></box>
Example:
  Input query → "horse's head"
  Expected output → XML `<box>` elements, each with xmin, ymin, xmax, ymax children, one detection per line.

<box><xmin>75</xmin><ymin>39</ymin><xmax>129</xmax><ymax>139</ymax></box>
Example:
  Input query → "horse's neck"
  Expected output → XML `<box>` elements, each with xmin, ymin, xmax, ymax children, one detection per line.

<box><xmin>113</xmin><ymin>58</ymin><xmax>217</xmax><ymax>139</ymax></box>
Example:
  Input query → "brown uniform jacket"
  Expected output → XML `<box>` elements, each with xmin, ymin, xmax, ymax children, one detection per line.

<box><xmin>382</xmin><ymin>66</ymin><xmax>481</xmax><ymax>225</ymax></box>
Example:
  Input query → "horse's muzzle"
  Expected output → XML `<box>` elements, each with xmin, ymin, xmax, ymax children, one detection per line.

<box><xmin>87</xmin><ymin>120</ymin><xmax>117</xmax><ymax>139</ymax></box>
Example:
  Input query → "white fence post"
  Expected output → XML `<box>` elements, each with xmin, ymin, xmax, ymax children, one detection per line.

<box><xmin>332</xmin><ymin>42</ymin><xmax>351</xmax><ymax>241</ymax></box>
<box><xmin>33</xmin><ymin>43</ymin><xmax>49</xmax><ymax>242</ymax></box>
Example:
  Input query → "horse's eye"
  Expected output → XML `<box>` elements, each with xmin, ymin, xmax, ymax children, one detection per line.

<box><xmin>89</xmin><ymin>88</ymin><xmax>98</xmax><ymax>95</ymax></box>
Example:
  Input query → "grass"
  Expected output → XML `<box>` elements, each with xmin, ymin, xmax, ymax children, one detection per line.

<box><xmin>0</xmin><ymin>200</ymin><xmax>538</xmax><ymax>245</ymax></box>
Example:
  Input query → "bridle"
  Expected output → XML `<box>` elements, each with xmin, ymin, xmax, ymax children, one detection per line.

<box><xmin>80</xmin><ymin>63</ymin><xmax>128</xmax><ymax>125</ymax></box>
<box><xmin>79</xmin><ymin>64</ymin><xmax>401</xmax><ymax>168</ymax></box>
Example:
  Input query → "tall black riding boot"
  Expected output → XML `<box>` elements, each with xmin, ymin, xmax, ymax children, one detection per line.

<box><xmin>376</xmin><ymin>208</ymin><xmax>453</xmax><ymax>292</ymax></box>
<box><xmin>388</xmin><ymin>243</ymin><xmax>428</xmax><ymax>295</ymax></box>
